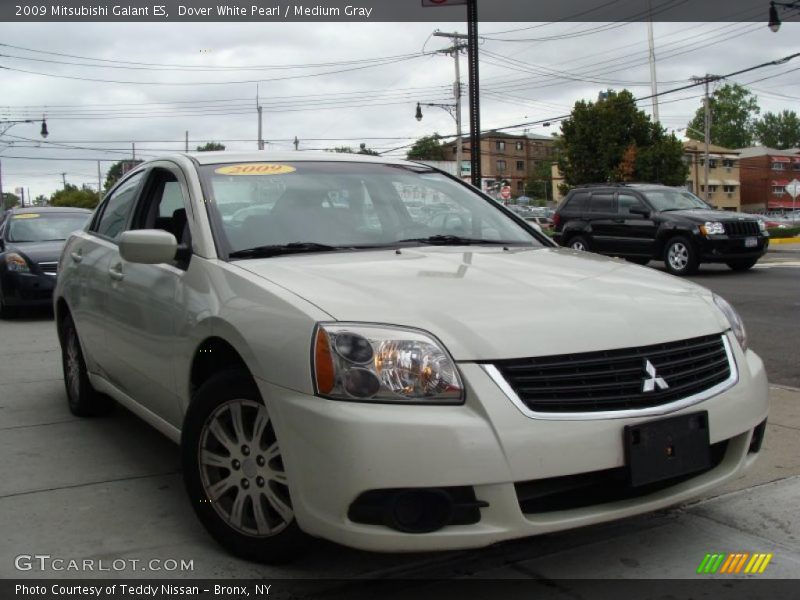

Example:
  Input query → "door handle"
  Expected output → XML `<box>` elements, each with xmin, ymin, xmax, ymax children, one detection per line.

<box><xmin>70</xmin><ymin>251</ymin><xmax>83</xmax><ymax>263</ymax></box>
<box><xmin>108</xmin><ymin>263</ymin><xmax>124</xmax><ymax>281</ymax></box>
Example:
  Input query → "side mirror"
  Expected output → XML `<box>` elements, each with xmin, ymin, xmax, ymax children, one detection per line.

<box><xmin>119</xmin><ymin>229</ymin><xmax>177</xmax><ymax>264</ymax></box>
<box><xmin>629</xmin><ymin>206</ymin><xmax>651</xmax><ymax>218</ymax></box>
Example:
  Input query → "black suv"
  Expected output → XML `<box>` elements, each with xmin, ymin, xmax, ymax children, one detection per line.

<box><xmin>553</xmin><ymin>184</ymin><xmax>769</xmax><ymax>275</ymax></box>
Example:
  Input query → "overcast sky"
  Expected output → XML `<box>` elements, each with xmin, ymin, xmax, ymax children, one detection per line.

<box><xmin>0</xmin><ymin>16</ymin><xmax>798</xmax><ymax>199</ymax></box>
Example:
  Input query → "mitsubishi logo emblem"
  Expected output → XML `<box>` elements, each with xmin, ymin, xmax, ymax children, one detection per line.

<box><xmin>643</xmin><ymin>359</ymin><xmax>669</xmax><ymax>392</ymax></box>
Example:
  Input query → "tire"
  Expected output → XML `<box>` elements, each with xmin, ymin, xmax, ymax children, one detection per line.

<box><xmin>663</xmin><ymin>236</ymin><xmax>699</xmax><ymax>276</ymax></box>
<box><xmin>726</xmin><ymin>258</ymin><xmax>759</xmax><ymax>272</ymax></box>
<box><xmin>626</xmin><ymin>257</ymin><xmax>650</xmax><ymax>266</ymax></box>
<box><xmin>567</xmin><ymin>235</ymin><xmax>591</xmax><ymax>252</ymax></box>
<box><xmin>60</xmin><ymin>313</ymin><xmax>113</xmax><ymax>416</ymax></box>
<box><xmin>181</xmin><ymin>370</ymin><xmax>308</xmax><ymax>563</ymax></box>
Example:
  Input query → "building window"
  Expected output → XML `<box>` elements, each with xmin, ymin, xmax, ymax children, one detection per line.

<box><xmin>515</xmin><ymin>141</ymin><xmax>524</xmax><ymax>151</ymax></box>
<box><xmin>772</xmin><ymin>186</ymin><xmax>785</xmax><ymax>195</ymax></box>
<box><xmin>772</xmin><ymin>162</ymin><xmax>786</xmax><ymax>170</ymax></box>
<box><xmin>793</xmin><ymin>162</ymin><xmax>800</xmax><ymax>171</ymax></box>
<box><xmin>496</xmin><ymin>159</ymin><xmax>506</xmax><ymax>172</ymax></box>
<box><xmin>452</xmin><ymin>146</ymin><xmax>458</xmax><ymax>154</ymax></box>
<box><xmin>708</xmin><ymin>159</ymin><xmax>717</xmax><ymax>169</ymax></box>
<box><xmin>516</xmin><ymin>160</ymin><xmax>525</xmax><ymax>171</ymax></box>
<box><xmin>722</xmin><ymin>158</ymin><xmax>735</xmax><ymax>168</ymax></box>
<box><xmin>496</xmin><ymin>141</ymin><xmax>505</xmax><ymax>151</ymax></box>
<box><xmin>723</xmin><ymin>185</ymin><xmax>736</xmax><ymax>193</ymax></box>
<box><xmin>517</xmin><ymin>181</ymin><xmax>524</xmax><ymax>192</ymax></box>
<box><xmin>708</xmin><ymin>185</ymin><xmax>718</xmax><ymax>193</ymax></box>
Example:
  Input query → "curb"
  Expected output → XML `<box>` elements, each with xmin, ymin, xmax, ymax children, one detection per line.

<box><xmin>769</xmin><ymin>237</ymin><xmax>800</xmax><ymax>245</ymax></box>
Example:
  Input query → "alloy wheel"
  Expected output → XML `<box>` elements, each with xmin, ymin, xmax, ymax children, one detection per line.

<box><xmin>667</xmin><ymin>242</ymin><xmax>689</xmax><ymax>272</ymax></box>
<box><xmin>198</xmin><ymin>399</ymin><xmax>292</xmax><ymax>537</ymax></box>
<box><xmin>570</xmin><ymin>240</ymin><xmax>586</xmax><ymax>251</ymax></box>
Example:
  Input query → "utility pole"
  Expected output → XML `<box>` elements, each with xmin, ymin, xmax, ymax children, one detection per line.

<box><xmin>434</xmin><ymin>32</ymin><xmax>466</xmax><ymax>179</ymax></box>
<box><xmin>97</xmin><ymin>161</ymin><xmax>103</xmax><ymax>199</ymax></box>
<box><xmin>647</xmin><ymin>0</ymin><xmax>660</xmax><ymax>123</ymax></box>
<box><xmin>691</xmin><ymin>74</ymin><xmax>717</xmax><ymax>202</ymax></box>
<box><xmin>61</xmin><ymin>173</ymin><xmax>67</xmax><ymax>188</ymax></box>
<box><xmin>293</xmin><ymin>136</ymin><xmax>299</xmax><ymax>151</ymax></box>
<box><xmin>185</xmin><ymin>131</ymin><xmax>189</xmax><ymax>152</ymax></box>
<box><xmin>0</xmin><ymin>159</ymin><xmax>4</xmax><ymax>210</ymax></box>
<box><xmin>132</xmin><ymin>142</ymin><xmax>136</xmax><ymax>161</ymax></box>
<box><xmin>257</xmin><ymin>85</ymin><xmax>264</xmax><ymax>150</ymax></box>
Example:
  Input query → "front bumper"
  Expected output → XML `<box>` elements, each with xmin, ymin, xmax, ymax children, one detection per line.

<box><xmin>257</xmin><ymin>336</ymin><xmax>768</xmax><ymax>552</ymax></box>
<box><xmin>698</xmin><ymin>235</ymin><xmax>769</xmax><ymax>262</ymax></box>
<box><xmin>0</xmin><ymin>270</ymin><xmax>56</xmax><ymax>307</ymax></box>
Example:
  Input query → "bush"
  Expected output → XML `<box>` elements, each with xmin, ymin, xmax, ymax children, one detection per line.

<box><xmin>768</xmin><ymin>227</ymin><xmax>800</xmax><ymax>239</ymax></box>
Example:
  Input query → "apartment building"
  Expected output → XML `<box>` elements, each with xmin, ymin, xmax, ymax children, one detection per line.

<box><xmin>683</xmin><ymin>141</ymin><xmax>742</xmax><ymax>211</ymax></box>
<box><xmin>737</xmin><ymin>147</ymin><xmax>800</xmax><ymax>212</ymax></box>
<box><xmin>440</xmin><ymin>132</ymin><xmax>555</xmax><ymax>197</ymax></box>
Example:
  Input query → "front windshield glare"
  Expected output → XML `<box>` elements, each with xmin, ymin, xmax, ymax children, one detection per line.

<box><xmin>200</xmin><ymin>162</ymin><xmax>539</xmax><ymax>255</ymax></box>
<box><xmin>7</xmin><ymin>214</ymin><xmax>90</xmax><ymax>242</ymax></box>
<box><xmin>644</xmin><ymin>189</ymin><xmax>711</xmax><ymax>211</ymax></box>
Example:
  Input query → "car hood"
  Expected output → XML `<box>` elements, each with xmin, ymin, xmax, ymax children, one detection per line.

<box><xmin>235</xmin><ymin>247</ymin><xmax>729</xmax><ymax>361</ymax></box>
<box><xmin>662</xmin><ymin>209</ymin><xmax>758</xmax><ymax>224</ymax></box>
<box><xmin>5</xmin><ymin>240</ymin><xmax>65</xmax><ymax>264</ymax></box>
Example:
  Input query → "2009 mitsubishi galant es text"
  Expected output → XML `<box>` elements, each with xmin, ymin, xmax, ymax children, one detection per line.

<box><xmin>54</xmin><ymin>152</ymin><xmax>768</xmax><ymax>562</ymax></box>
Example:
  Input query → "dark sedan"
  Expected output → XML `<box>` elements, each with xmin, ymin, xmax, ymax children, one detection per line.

<box><xmin>0</xmin><ymin>207</ymin><xmax>92</xmax><ymax>316</ymax></box>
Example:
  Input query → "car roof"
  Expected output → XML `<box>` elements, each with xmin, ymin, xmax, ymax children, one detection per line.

<box><xmin>5</xmin><ymin>206</ymin><xmax>92</xmax><ymax>214</ymax></box>
<box><xmin>154</xmin><ymin>151</ymin><xmax>417</xmax><ymax>167</ymax></box>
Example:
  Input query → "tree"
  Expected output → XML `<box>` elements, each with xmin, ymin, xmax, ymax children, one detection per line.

<box><xmin>196</xmin><ymin>141</ymin><xmax>226</xmax><ymax>152</ymax></box>
<box><xmin>2</xmin><ymin>192</ymin><xmax>20</xmax><ymax>210</ymax></box>
<box><xmin>754</xmin><ymin>110</ymin><xmax>800</xmax><ymax>149</ymax></box>
<box><xmin>50</xmin><ymin>184</ymin><xmax>100</xmax><ymax>209</ymax></box>
<box><xmin>558</xmin><ymin>89</ymin><xmax>686</xmax><ymax>186</ymax></box>
<box><xmin>33</xmin><ymin>194</ymin><xmax>48</xmax><ymax>207</ymax></box>
<box><xmin>406</xmin><ymin>134</ymin><xmax>447</xmax><ymax>161</ymax></box>
<box><xmin>524</xmin><ymin>161</ymin><xmax>554</xmax><ymax>200</ymax></box>
<box><xmin>104</xmin><ymin>159</ymin><xmax>144</xmax><ymax>192</ymax></box>
<box><xmin>328</xmin><ymin>143</ymin><xmax>379</xmax><ymax>155</ymax></box>
<box><xmin>687</xmin><ymin>83</ymin><xmax>760</xmax><ymax>149</ymax></box>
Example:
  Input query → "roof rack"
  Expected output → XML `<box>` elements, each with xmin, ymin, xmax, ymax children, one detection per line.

<box><xmin>572</xmin><ymin>182</ymin><xmax>663</xmax><ymax>188</ymax></box>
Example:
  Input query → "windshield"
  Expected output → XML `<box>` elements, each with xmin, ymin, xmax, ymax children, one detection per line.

<box><xmin>199</xmin><ymin>161</ymin><xmax>540</xmax><ymax>256</ymax></box>
<box><xmin>6</xmin><ymin>213</ymin><xmax>90</xmax><ymax>242</ymax></box>
<box><xmin>643</xmin><ymin>189</ymin><xmax>711</xmax><ymax>211</ymax></box>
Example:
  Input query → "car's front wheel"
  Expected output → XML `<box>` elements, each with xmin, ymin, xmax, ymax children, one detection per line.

<box><xmin>182</xmin><ymin>370</ymin><xmax>308</xmax><ymax>563</ymax></box>
<box><xmin>726</xmin><ymin>258</ymin><xmax>759</xmax><ymax>271</ymax></box>
<box><xmin>663</xmin><ymin>236</ymin><xmax>699</xmax><ymax>276</ymax></box>
<box><xmin>60</xmin><ymin>313</ymin><xmax>113</xmax><ymax>416</ymax></box>
<box><xmin>567</xmin><ymin>235</ymin><xmax>591</xmax><ymax>252</ymax></box>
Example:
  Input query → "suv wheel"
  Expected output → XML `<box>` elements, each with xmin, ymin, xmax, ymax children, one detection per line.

<box><xmin>726</xmin><ymin>258</ymin><xmax>758</xmax><ymax>272</ymax></box>
<box><xmin>568</xmin><ymin>235</ymin><xmax>590</xmax><ymax>252</ymax></box>
<box><xmin>182</xmin><ymin>370</ymin><xmax>308</xmax><ymax>563</ymax></box>
<box><xmin>663</xmin><ymin>236</ymin><xmax>698</xmax><ymax>276</ymax></box>
<box><xmin>60</xmin><ymin>314</ymin><xmax>113</xmax><ymax>416</ymax></box>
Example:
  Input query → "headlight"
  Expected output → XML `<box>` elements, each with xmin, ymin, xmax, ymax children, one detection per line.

<box><xmin>313</xmin><ymin>323</ymin><xmax>464</xmax><ymax>404</ymax></box>
<box><xmin>713</xmin><ymin>293</ymin><xmax>747</xmax><ymax>351</ymax></box>
<box><xmin>700</xmin><ymin>221</ymin><xmax>725</xmax><ymax>236</ymax></box>
<box><xmin>757</xmin><ymin>220</ymin><xmax>767</xmax><ymax>233</ymax></box>
<box><xmin>5</xmin><ymin>252</ymin><xmax>30</xmax><ymax>273</ymax></box>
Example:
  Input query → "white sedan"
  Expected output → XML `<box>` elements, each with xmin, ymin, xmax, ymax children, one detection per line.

<box><xmin>54</xmin><ymin>153</ymin><xmax>768</xmax><ymax>562</ymax></box>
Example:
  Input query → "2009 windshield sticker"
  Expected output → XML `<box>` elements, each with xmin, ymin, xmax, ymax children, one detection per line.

<box><xmin>215</xmin><ymin>164</ymin><xmax>296</xmax><ymax>176</ymax></box>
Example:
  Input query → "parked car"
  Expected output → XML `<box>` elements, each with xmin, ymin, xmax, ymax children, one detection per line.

<box><xmin>524</xmin><ymin>215</ymin><xmax>553</xmax><ymax>230</ymax></box>
<box><xmin>553</xmin><ymin>184</ymin><xmax>769</xmax><ymax>275</ymax></box>
<box><xmin>0</xmin><ymin>206</ymin><xmax>91</xmax><ymax>317</ymax></box>
<box><xmin>54</xmin><ymin>154</ymin><xmax>768</xmax><ymax>562</ymax></box>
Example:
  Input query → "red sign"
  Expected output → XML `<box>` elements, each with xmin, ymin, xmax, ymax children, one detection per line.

<box><xmin>500</xmin><ymin>185</ymin><xmax>512</xmax><ymax>200</ymax></box>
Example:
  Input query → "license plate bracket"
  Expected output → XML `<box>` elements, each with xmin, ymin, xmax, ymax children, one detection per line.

<box><xmin>745</xmin><ymin>237</ymin><xmax>757</xmax><ymax>248</ymax></box>
<box><xmin>624</xmin><ymin>412</ymin><xmax>711</xmax><ymax>487</ymax></box>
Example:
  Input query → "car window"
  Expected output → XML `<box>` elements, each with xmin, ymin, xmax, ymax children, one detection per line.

<box><xmin>6</xmin><ymin>212</ymin><xmax>90</xmax><ymax>242</ymax></box>
<box><xmin>564</xmin><ymin>192</ymin><xmax>589</xmax><ymax>212</ymax></box>
<box><xmin>617</xmin><ymin>194</ymin><xmax>645</xmax><ymax>216</ymax></box>
<box><xmin>131</xmin><ymin>169</ymin><xmax>191</xmax><ymax>248</ymax></box>
<box><xmin>199</xmin><ymin>162</ymin><xmax>540</xmax><ymax>254</ymax></box>
<box><xmin>92</xmin><ymin>172</ymin><xmax>144</xmax><ymax>241</ymax></box>
<box><xmin>588</xmin><ymin>193</ymin><xmax>615</xmax><ymax>213</ymax></box>
<box><xmin>643</xmin><ymin>189</ymin><xmax>710</xmax><ymax>211</ymax></box>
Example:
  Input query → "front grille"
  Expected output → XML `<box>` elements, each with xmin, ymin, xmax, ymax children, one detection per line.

<box><xmin>490</xmin><ymin>334</ymin><xmax>732</xmax><ymax>413</ymax></box>
<box><xmin>723</xmin><ymin>221</ymin><xmax>759</xmax><ymax>236</ymax></box>
<box><xmin>38</xmin><ymin>261</ymin><xmax>58</xmax><ymax>275</ymax></box>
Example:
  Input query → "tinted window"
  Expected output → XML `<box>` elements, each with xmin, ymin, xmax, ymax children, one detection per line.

<box><xmin>588</xmin><ymin>193</ymin><xmax>615</xmax><ymax>213</ymax></box>
<box><xmin>617</xmin><ymin>194</ymin><xmax>644</xmax><ymax>215</ymax></box>
<box><xmin>6</xmin><ymin>213</ymin><xmax>90</xmax><ymax>242</ymax></box>
<box><xmin>564</xmin><ymin>192</ymin><xmax>589</xmax><ymax>212</ymax></box>
<box><xmin>93</xmin><ymin>172</ymin><xmax>144</xmax><ymax>240</ymax></box>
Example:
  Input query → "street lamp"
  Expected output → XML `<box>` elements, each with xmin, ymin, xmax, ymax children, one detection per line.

<box><xmin>414</xmin><ymin>101</ymin><xmax>464</xmax><ymax>179</ymax></box>
<box><xmin>768</xmin><ymin>1</ymin><xmax>800</xmax><ymax>32</ymax></box>
<box><xmin>0</xmin><ymin>117</ymin><xmax>49</xmax><ymax>209</ymax></box>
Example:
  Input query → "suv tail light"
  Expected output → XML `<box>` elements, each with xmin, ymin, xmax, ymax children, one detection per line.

<box><xmin>552</xmin><ymin>213</ymin><xmax>562</xmax><ymax>228</ymax></box>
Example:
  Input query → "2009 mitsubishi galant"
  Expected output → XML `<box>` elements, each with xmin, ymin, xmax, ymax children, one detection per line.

<box><xmin>54</xmin><ymin>152</ymin><xmax>768</xmax><ymax>562</ymax></box>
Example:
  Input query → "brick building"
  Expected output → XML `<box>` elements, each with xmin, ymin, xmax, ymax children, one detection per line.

<box><xmin>738</xmin><ymin>147</ymin><xmax>800</xmax><ymax>212</ymax></box>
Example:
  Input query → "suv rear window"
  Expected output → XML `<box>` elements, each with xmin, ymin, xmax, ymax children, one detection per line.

<box><xmin>563</xmin><ymin>192</ymin><xmax>589</xmax><ymax>212</ymax></box>
<box><xmin>588</xmin><ymin>193</ymin><xmax>615</xmax><ymax>213</ymax></box>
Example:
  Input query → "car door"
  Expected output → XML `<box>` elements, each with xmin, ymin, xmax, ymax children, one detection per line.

<box><xmin>613</xmin><ymin>193</ymin><xmax>657</xmax><ymax>257</ymax></box>
<box><xmin>585</xmin><ymin>192</ymin><xmax>617</xmax><ymax>252</ymax></box>
<box><xmin>102</xmin><ymin>163</ymin><xmax>192</xmax><ymax>427</ymax></box>
<box><xmin>62</xmin><ymin>171</ymin><xmax>145</xmax><ymax>377</ymax></box>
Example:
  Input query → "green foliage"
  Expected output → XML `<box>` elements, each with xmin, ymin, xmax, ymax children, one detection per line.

<box><xmin>687</xmin><ymin>83</ymin><xmax>760</xmax><ymax>148</ymax></box>
<box><xmin>33</xmin><ymin>194</ymin><xmax>48</xmax><ymax>207</ymax></box>
<box><xmin>754</xmin><ymin>110</ymin><xmax>800</xmax><ymax>149</ymax></box>
<box><xmin>50</xmin><ymin>184</ymin><xmax>100</xmax><ymax>209</ymax></box>
<box><xmin>406</xmin><ymin>134</ymin><xmax>447</xmax><ymax>161</ymax></box>
<box><xmin>558</xmin><ymin>89</ymin><xmax>687</xmax><ymax>186</ymax></box>
<box><xmin>768</xmin><ymin>227</ymin><xmax>800</xmax><ymax>239</ymax></box>
<box><xmin>104</xmin><ymin>160</ymin><xmax>144</xmax><ymax>192</ymax></box>
<box><xmin>524</xmin><ymin>161</ymin><xmax>554</xmax><ymax>199</ymax></box>
<box><xmin>2</xmin><ymin>192</ymin><xmax>20</xmax><ymax>210</ymax></box>
<box><xmin>328</xmin><ymin>143</ymin><xmax>379</xmax><ymax>155</ymax></box>
<box><xmin>196</xmin><ymin>141</ymin><xmax>226</xmax><ymax>152</ymax></box>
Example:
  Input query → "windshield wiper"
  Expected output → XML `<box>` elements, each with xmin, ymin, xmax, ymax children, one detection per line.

<box><xmin>396</xmin><ymin>235</ymin><xmax>521</xmax><ymax>246</ymax></box>
<box><xmin>229</xmin><ymin>242</ymin><xmax>342</xmax><ymax>259</ymax></box>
